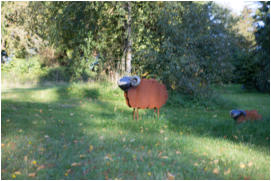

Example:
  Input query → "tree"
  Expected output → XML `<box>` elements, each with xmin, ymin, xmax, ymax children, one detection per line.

<box><xmin>1</xmin><ymin>2</ymin><xmax>43</xmax><ymax>58</ymax></box>
<box><xmin>133</xmin><ymin>2</ymin><xmax>239</xmax><ymax>98</ymax></box>
<box><xmin>253</xmin><ymin>1</ymin><xmax>270</xmax><ymax>92</ymax></box>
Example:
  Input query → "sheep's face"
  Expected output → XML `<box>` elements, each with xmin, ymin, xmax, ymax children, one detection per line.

<box><xmin>117</xmin><ymin>76</ymin><xmax>141</xmax><ymax>91</ymax></box>
<box><xmin>118</xmin><ymin>76</ymin><xmax>132</xmax><ymax>91</ymax></box>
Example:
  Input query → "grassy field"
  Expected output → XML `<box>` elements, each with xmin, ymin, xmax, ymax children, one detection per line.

<box><xmin>1</xmin><ymin>81</ymin><xmax>270</xmax><ymax>179</ymax></box>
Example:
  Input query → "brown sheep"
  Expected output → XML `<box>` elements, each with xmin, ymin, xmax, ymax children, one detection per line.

<box><xmin>230</xmin><ymin>109</ymin><xmax>262</xmax><ymax>123</ymax></box>
<box><xmin>118</xmin><ymin>76</ymin><xmax>168</xmax><ymax>120</ymax></box>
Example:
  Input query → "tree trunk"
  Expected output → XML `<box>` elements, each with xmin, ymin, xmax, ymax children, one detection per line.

<box><xmin>126</xmin><ymin>2</ymin><xmax>132</xmax><ymax>75</ymax></box>
<box><xmin>121</xmin><ymin>47</ymin><xmax>127</xmax><ymax>75</ymax></box>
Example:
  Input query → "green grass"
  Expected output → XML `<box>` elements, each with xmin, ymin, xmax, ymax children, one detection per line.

<box><xmin>1</xmin><ymin>82</ymin><xmax>270</xmax><ymax>179</ymax></box>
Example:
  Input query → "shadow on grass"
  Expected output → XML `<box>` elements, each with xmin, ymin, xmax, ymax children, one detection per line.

<box><xmin>39</xmin><ymin>67</ymin><xmax>72</xmax><ymax>82</ymax></box>
<box><xmin>1</xmin><ymin>84</ymin><xmax>269</xmax><ymax>179</ymax></box>
<box><xmin>2</xmin><ymin>99</ymin><xmax>227</xmax><ymax>179</ymax></box>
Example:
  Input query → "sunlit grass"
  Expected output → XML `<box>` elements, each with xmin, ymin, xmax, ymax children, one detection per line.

<box><xmin>1</xmin><ymin>82</ymin><xmax>270</xmax><ymax>179</ymax></box>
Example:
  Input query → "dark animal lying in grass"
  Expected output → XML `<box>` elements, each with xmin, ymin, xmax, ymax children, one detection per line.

<box><xmin>230</xmin><ymin>109</ymin><xmax>262</xmax><ymax>123</ymax></box>
<box><xmin>117</xmin><ymin>76</ymin><xmax>168</xmax><ymax>120</ymax></box>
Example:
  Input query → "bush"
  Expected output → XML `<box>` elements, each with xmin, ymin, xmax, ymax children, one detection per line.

<box><xmin>1</xmin><ymin>57</ymin><xmax>47</xmax><ymax>83</ymax></box>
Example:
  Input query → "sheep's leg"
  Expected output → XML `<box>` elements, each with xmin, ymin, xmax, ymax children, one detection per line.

<box><xmin>136</xmin><ymin>108</ymin><xmax>139</xmax><ymax>120</ymax></box>
<box><xmin>133</xmin><ymin>108</ymin><xmax>135</xmax><ymax>120</ymax></box>
<box><xmin>157</xmin><ymin>108</ymin><xmax>160</xmax><ymax>119</ymax></box>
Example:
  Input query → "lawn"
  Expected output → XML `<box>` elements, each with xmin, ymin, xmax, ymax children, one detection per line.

<box><xmin>1</xmin><ymin>82</ymin><xmax>270</xmax><ymax>179</ymax></box>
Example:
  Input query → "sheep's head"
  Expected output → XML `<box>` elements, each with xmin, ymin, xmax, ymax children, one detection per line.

<box><xmin>230</xmin><ymin>110</ymin><xmax>246</xmax><ymax>120</ymax></box>
<box><xmin>117</xmin><ymin>75</ymin><xmax>141</xmax><ymax>91</ymax></box>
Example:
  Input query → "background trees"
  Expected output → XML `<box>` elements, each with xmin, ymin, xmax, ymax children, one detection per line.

<box><xmin>253</xmin><ymin>1</ymin><xmax>270</xmax><ymax>92</ymax></box>
<box><xmin>1</xmin><ymin>1</ymin><xmax>269</xmax><ymax>96</ymax></box>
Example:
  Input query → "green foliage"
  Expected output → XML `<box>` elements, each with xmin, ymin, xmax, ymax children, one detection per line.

<box><xmin>133</xmin><ymin>2</ymin><xmax>238</xmax><ymax>98</ymax></box>
<box><xmin>1</xmin><ymin>1</ymin><xmax>269</xmax><ymax>97</ymax></box>
<box><xmin>235</xmin><ymin>2</ymin><xmax>270</xmax><ymax>92</ymax></box>
<box><xmin>253</xmin><ymin>2</ymin><xmax>270</xmax><ymax>92</ymax></box>
<box><xmin>1</xmin><ymin>57</ymin><xmax>47</xmax><ymax>83</ymax></box>
<box><xmin>1</xmin><ymin>2</ymin><xmax>44</xmax><ymax>58</ymax></box>
<box><xmin>1</xmin><ymin>57</ymin><xmax>97</xmax><ymax>84</ymax></box>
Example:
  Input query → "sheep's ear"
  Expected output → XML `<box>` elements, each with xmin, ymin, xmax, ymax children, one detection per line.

<box><xmin>131</xmin><ymin>76</ymin><xmax>141</xmax><ymax>87</ymax></box>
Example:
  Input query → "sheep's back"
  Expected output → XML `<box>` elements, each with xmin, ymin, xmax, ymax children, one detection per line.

<box><xmin>125</xmin><ymin>79</ymin><xmax>168</xmax><ymax>109</ymax></box>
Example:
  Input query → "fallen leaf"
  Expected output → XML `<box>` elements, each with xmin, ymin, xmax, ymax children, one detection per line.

<box><xmin>1</xmin><ymin>144</ymin><xmax>4</xmax><ymax>147</ymax></box>
<box><xmin>176</xmin><ymin>151</ymin><xmax>181</xmax><ymax>154</ymax></box>
<box><xmin>224</xmin><ymin>168</ymin><xmax>231</xmax><ymax>175</ymax></box>
<box><xmin>213</xmin><ymin>168</ymin><xmax>219</xmax><ymax>174</ymax></box>
<box><xmin>37</xmin><ymin>165</ymin><xmax>45</xmax><ymax>171</ymax></box>
<box><xmin>14</xmin><ymin>171</ymin><xmax>21</xmax><ymax>175</ymax></box>
<box><xmin>193</xmin><ymin>149</ymin><xmax>198</xmax><ymax>153</ymax></box>
<box><xmin>158</xmin><ymin>152</ymin><xmax>163</xmax><ymax>157</ymax></box>
<box><xmin>64</xmin><ymin>169</ymin><xmax>71</xmax><ymax>177</ymax></box>
<box><xmin>160</xmin><ymin>129</ymin><xmax>164</xmax><ymax>134</ymax></box>
<box><xmin>44</xmin><ymin>135</ymin><xmax>49</xmax><ymax>138</ymax></box>
<box><xmin>194</xmin><ymin>162</ymin><xmax>199</xmax><ymax>166</ymax></box>
<box><xmin>28</xmin><ymin>173</ymin><xmax>36</xmax><ymax>177</ymax></box>
<box><xmin>240</xmin><ymin>163</ymin><xmax>246</xmax><ymax>169</ymax></box>
<box><xmin>167</xmin><ymin>172</ymin><xmax>175</xmax><ymax>180</ymax></box>
<box><xmin>80</xmin><ymin>154</ymin><xmax>86</xmax><ymax>158</ymax></box>
<box><xmin>105</xmin><ymin>154</ymin><xmax>113</xmax><ymax>161</ymax></box>
<box><xmin>161</xmin><ymin>156</ymin><xmax>168</xmax><ymax>159</ymax></box>
<box><xmin>71</xmin><ymin>162</ymin><xmax>81</xmax><ymax>167</ymax></box>
<box><xmin>89</xmin><ymin>145</ymin><xmax>94</xmax><ymax>152</ymax></box>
